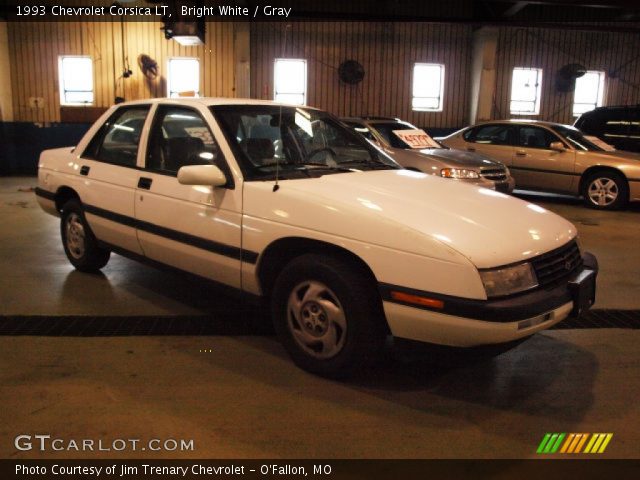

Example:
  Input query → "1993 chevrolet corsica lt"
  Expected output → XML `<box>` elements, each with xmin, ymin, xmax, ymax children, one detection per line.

<box><xmin>36</xmin><ymin>98</ymin><xmax>598</xmax><ymax>377</ymax></box>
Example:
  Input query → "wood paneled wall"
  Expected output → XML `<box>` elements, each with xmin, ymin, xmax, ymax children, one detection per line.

<box><xmin>7</xmin><ymin>18</ymin><xmax>640</xmax><ymax>129</ymax></box>
<box><xmin>250</xmin><ymin>22</ymin><xmax>473</xmax><ymax>129</ymax></box>
<box><xmin>7</xmin><ymin>20</ymin><xmax>237</xmax><ymax>123</ymax></box>
<box><xmin>494</xmin><ymin>27</ymin><xmax>640</xmax><ymax>124</ymax></box>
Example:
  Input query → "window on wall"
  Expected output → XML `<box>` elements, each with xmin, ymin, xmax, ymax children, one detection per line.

<box><xmin>167</xmin><ymin>58</ymin><xmax>200</xmax><ymax>98</ymax></box>
<box><xmin>573</xmin><ymin>71</ymin><xmax>605</xmax><ymax>117</ymax></box>
<box><xmin>510</xmin><ymin>67</ymin><xmax>543</xmax><ymax>115</ymax></box>
<box><xmin>274</xmin><ymin>58</ymin><xmax>307</xmax><ymax>105</ymax></box>
<box><xmin>58</xmin><ymin>56</ymin><xmax>94</xmax><ymax>105</ymax></box>
<box><xmin>412</xmin><ymin>63</ymin><xmax>445</xmax><ymax>111</ymax></box>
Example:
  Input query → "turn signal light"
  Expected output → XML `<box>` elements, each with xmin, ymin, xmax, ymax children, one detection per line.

<box><xmin>390</xmin><ymin>291</ymin><xmax>444</xmax><ymax>309</ymax></box>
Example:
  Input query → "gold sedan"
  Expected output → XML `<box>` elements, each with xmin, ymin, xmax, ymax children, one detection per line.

<box><xmin>438</xmin><ymin>120</ymin><xmax>640</xmax><ymax>210</ymax></box>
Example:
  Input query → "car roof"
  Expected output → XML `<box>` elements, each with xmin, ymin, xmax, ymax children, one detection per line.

<box><xmin>471</xmin><ymin>119</ymin><xmax>574</xmax><ymax>129</ymax></box>
<box><xmin>341</xmin><ymin>116</ymin><xmax>404</xmax><ymax>123</ymax></box>
<box><xmin>115</xmin><ymin>97</ymin><xmax>320</xmax><ymax>109</ymax></box>
<box><xmin>587</xmin><ymin>104</ymin><xmax>640</xmax><ymax>111</ymax></box>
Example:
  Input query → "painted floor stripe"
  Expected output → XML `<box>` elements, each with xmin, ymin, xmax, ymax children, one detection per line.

<box><xmin>560</xmin><ymin>434</ymin><xmax>575</xmax><ymax>453</ymax></box>
<box><xmin>575</xmin><ymin>433</ymin><xmax>589</xmax><ymax>453</ymax></box>
<box><xmin>598</xmin><ymin>434</ymin><xmax>613</xmax><ymax>453</ymax></box>
<box><xmin>537</xmin><ymin>433</ymin><xmax>552</xmax><ymax>454</ymax></box>
<box><xmin>544</xmin><ymin>434</ymin><xmax>559</xmax><ymax>453</ymax></box>
<box><xmin>551</xmin><ymin>433</ymin><xmax>565</xmax><ymax>453</ymax></box>
<box><xmin>568</xmin><ymin>434</ymin><xmax>581</xmax><ymax>453</ymax></box>
<box><xmin>583</xmin><ymin>433</ymin><xmax>598</xmax><ymax>453</ymax></box>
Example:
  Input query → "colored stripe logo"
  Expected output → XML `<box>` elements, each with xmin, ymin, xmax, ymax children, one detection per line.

<box><xmin>537</xmin><ymin>433</ymin><xmax>613</xmax><ymax>454</ymax></box>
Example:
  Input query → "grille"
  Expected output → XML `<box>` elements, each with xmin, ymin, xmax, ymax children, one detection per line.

<box><xmin>480</xmin><ymin>167</ymin><xmax>508</xmax><ymax>181</ymax></box>
<box><xmin>531</xmin><ymin>240</ymin><xmax>583</xmax><ymax>287</ymax></box>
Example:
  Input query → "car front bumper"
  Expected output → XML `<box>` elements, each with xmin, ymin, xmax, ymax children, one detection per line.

<box><xmin>380</xmin><ymin>253</ymin><xmax>598</xmax><ymax>347</ymax></box>
<box><xmin>459</xmin><ymin>176</ymin><xmax>515</xmax><ymax>193</ymax></box>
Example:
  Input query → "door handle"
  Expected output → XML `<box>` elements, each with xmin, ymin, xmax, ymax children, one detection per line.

<box><xmin>467</xmin><ymin>147</ymin><xmax>476</xmax><ymax>152</ymax></box>
<box><xmin>79</xmin><ymin>165</ymin><xmax>90</xmax><ymax>176</ymax></box>
<box><xmin>138</xmin><ymin>177</ymin><xmax>153</xmax><ymax>190</ymax></box>
<box><xmin>515</xmin><ymin>150</ymin><xmax>527</xmax><ymax>156</ymax></box>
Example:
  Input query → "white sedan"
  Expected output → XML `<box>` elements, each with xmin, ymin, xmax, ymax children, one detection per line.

<box><xmin>36</xmin><ymin>98</ymin><xmax>598</xmax><ymax>377</ymax></box>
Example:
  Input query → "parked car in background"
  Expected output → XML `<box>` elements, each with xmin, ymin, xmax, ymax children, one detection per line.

<box><xmin>574</xmin><ymin>105</ymin><xmax>640</xmax><ymax>153</ymax></box>
<box><xmin>36</xmin><ymin>99</ymin><xmax>597</xmax><ymax>377</ymax></box>
<box><xmin>342</xmin><ymin>117</ymin><xmax>515</xmax><ymax>193</ymax></box>
<box><xmin>438</xmin><ymin>120</ymin><xmax>640</xmax><ymax>210</ymax></box>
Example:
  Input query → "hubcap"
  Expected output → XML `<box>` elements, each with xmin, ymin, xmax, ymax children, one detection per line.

<box><xmin>286</xmin><ymin>280</ymin><xmax>347</xmax><ymax>359</ymax></box>
<box><xmin>65</xmin><ymin>213</ymin><xmax>86</xmax><ymax>259</ymax></box>
<box><xmin>587</xmin><ymin>177</ymin><xmax>618</xmax><ymax>206</ymax></box>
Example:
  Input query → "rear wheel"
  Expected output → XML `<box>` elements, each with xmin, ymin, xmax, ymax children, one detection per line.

<box><xmin>582</xmin><ymin>171</ymin><xmax>628</xmax><ymax>210</ymax></box>
<box><xmin>271</xmin><ymin>254</ymin><xmax>386</xmax><ymax>378</ymax></box>
<box><xmin>61</xmin><ymin>199</ymin><xmax>110</xmax><ymax>272</ymax></box>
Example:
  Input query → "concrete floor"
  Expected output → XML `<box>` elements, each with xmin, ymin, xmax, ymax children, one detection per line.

<box><xmin>1</xmin><ymin>177</ymin><xmax>639</xmax><ymax>459</ymax></box>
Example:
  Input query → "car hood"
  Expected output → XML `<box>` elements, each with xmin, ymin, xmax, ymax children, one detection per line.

<box><xmin>243</xmin><ymin>169</ymin><xmax>576</xmax><ymax>269</ymax></box>
<box><xmin>387</xmin><ymin>147</ymin><xmax>504</xmax><ymax>169</ymax></box>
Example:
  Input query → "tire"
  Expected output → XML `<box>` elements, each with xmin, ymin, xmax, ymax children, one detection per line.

<box><xmin>582</xmin><ymin>171</ymin><xmax>628</xmax><ymax>210</ymax></box>
<box><xmin>60</xmin><ymin>199</ymin><xmax>110</xmax><ymax>272</ymax></box>
<box><xmin>271</xmin><ymin>253</ymin><xmax>387</xmax><ymax>378</ymax></box>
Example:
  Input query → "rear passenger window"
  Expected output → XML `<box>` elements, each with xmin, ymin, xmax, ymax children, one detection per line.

<box><xmin>146</xmin><ymin>106</ymin><xmax>221</xmax><ymax>174</ymax></box>
<box><xmin>468</xmin><ymin>125</ymin><xmax>516</xmax><ymax>145</ymax></box>
<box><xmin>83</xmin><ymin>106</ymin><xmax>150</xmax><ymax>166</ymax></box>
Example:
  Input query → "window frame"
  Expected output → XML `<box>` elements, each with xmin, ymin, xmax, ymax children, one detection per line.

<box><xmin>58</xmin><ymin>55</ymin><xmax>95</xmax><ymax>106</ymax></box>
<box><xmin>143</xmin><ymin>105</ymin><xmax>235</xmax><ymax>187</ymax></box>
<box><xmin>572</xmin><ymin>70</ymin><xmax>606</xmax><ymax>118</ymax></box>
<box><xmin>211</xmin><ymin>105</ymin><xmax>395</xmax><ymax>182</ymax></box>
<box><xmin>411</xmin><ymin>63</ymin><xmax>445</xmax><ymax>112</ymax></box>
<box><xmin>510</xmin><ymin>67</ymin><xmax>543</xmax><ymax>116</ymax></box>
<box><xmin>81</xmin><ymin>105</ymin><xmax>151</xmax><ymax>168</ymax></box>
<box><xmin>464</xmin><ymin>124</ymin><xmax>517</xmax><ymax>146</ymax></box>
<box><xmin>167</xmin><ymin>57</ymin><xmax>201</xmax><ymax>98</ymax></box>
<box><xmin>273</xmin><ymin>58</ymin><xmax>308</xmax><ymax>105</ymax></box>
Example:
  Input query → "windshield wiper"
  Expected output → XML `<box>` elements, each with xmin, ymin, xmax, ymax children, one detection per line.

<box><xmin>292</xmin><ymin>162</ymin><xmax>355</xmax><ymax>172</ymax></box>
<box><xmin>339</xmin><ymin>159</ymin><xmax>396</xmax><ymax>169</ymax></box>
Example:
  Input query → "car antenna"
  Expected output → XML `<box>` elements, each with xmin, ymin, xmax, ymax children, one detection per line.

<box><xmin>274</xmin><ymin>24</ymin><xmax>291</xmax><ymax>193</ymax></box>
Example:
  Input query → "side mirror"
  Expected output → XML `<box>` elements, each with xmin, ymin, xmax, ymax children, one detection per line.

<box><xmin>177</xmin><ymin>165</ymin><xmax>227</xmax><ymax>187</ymax></box>
<box><xmin>549</xmin><ymin>141</ymin><xmax>566</xmax><ymax>152</ymax></box>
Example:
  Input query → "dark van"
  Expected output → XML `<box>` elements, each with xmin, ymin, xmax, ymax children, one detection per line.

<box><xmin>574</xmin><ymin>105</ymin><xmax>640</xmax><ymax>153</ymax></box>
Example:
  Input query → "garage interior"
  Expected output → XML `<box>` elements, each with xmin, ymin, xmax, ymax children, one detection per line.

<box><xmin>1</xmin><ymin>0</ymin><xmax>640</xmax><ymax>460</ymax></box>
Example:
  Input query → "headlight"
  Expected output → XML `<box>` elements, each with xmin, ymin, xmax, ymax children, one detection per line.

<box><xmin>479</xmin><ymin>262</ymin><xmax>538</xmax><ymax>298</ymax></box>
<box><xmin>441</xmin><ymin>168</ymin><xmax>480</xmax><ymax>179</ymax></box>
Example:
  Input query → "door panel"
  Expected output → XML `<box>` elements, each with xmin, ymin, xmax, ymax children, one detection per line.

<box><xmin>512</xmin><ymin>126</ymin><xmax>576</xmax><ymax>193</ymax></box>
<box><xmin>79</xmin><ymin>106</ymin><xmax>150</xmax><ymax>254</ymax></box>
<box><xmin>135</xmin><ymin>105</ymin><xmax>242</xmax><ymax>289</ymax></box>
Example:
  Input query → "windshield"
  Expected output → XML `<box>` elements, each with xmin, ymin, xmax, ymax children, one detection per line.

<box><xmin>551</xmin><ymin>125</ymin><xmax>610</xmax><ymax>151</ymax></box>
<box><xmin>212</xmin><ymin>106</ymin><xmax>398</xmax><ymax>180</ymax></box>
<box><xmin>371</xmin><ymin>122</ymin><xmax>444</xmax><ymax>150</ymax></box>
<box><xmin>344</xmin><ymin>122</ymin><xmax>377</xmax><ymax>142</ymax></box>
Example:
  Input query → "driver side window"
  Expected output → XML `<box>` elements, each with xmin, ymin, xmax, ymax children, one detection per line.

<box><xmin>146</xmin><ymin>106</ymin><xmax>221</xmax><ymax>175</ymax></box>
<box><xmin>518</xmin><ymin>126</ymin><xmax>561</xmax><ymax>149</ymax></box>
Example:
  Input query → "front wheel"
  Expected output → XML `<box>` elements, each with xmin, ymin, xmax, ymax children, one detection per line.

<box><xmin>582</xmin><ymin>171</ymin><xmax>628</xmax><ymax>210</ymax></box>
<box><xmin>271</xmin><ymin>254</ymin><xmax>387</xmax><ymax>378</ymax></box>
<box><xmin>61</xmin><ymin>199</ymin><xmax>110</xmax><ymax>272</ymax></box>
